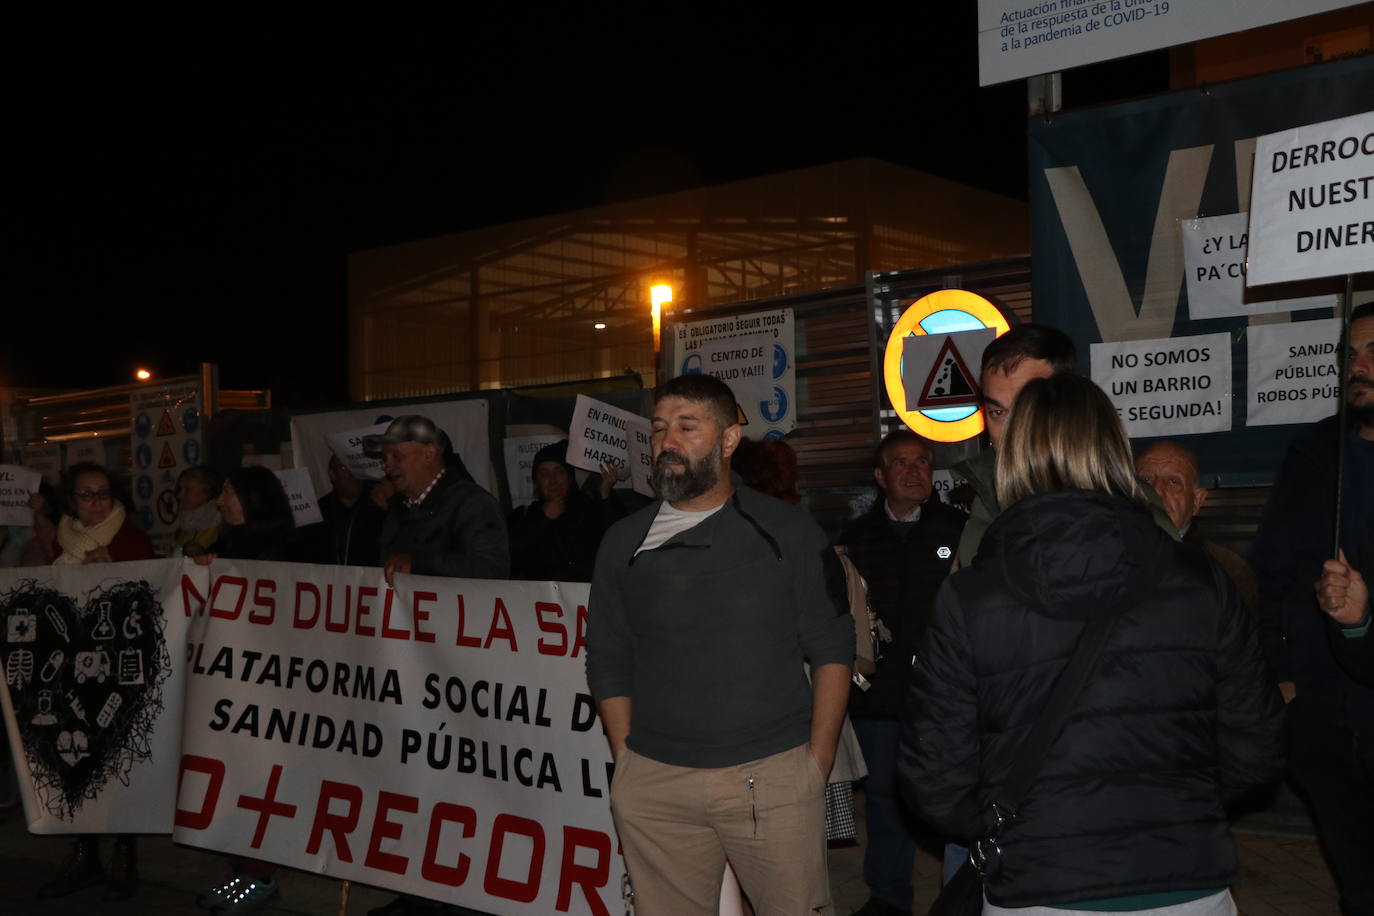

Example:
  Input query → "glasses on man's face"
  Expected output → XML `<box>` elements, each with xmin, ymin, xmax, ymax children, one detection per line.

<box><xmin>75</xmin><ymin>489</ymin><xmax>112</xmax><ymax>503</ymax></box>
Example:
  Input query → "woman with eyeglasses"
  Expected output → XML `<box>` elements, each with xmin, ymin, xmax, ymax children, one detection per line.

<box><xmin>38</xmin><ymin>462</ymin><xmax>154</xmax><ymax>902</ymax></box>
<box><xmin>50</xmin><ymin>462</ymin><xmax>154</xmax><ymax>566</ymax></box>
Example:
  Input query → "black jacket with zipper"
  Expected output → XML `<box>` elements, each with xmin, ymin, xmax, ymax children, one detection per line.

<box><xmin>898</xmin><ymin>490</ymin><xmax>1285</xmax><ymax>908</ymax></box>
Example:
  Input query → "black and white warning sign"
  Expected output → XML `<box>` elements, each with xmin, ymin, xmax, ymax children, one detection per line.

<box><xmin>1246</xmin><ymin>318</ymin><xmax>1342</xmax><ymax>428</ymax></box>
<box><xmin>1091</xmin><ymin>332</ymin><xmax>1232</xmax><ymax>438</ymax></box>
<box><xmin>901</xmin><ymin>329</ymin><xmax>995</xmax><ymax>413</ymax></box>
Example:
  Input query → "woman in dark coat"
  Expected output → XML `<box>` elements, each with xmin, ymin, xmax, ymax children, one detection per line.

<box><xmin>898</xmin><ymin>375</ymin><xmax>1285</xmax><ymax>915</ymax></box>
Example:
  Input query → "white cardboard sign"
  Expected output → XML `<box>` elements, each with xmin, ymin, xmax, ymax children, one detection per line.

<box><xmin>1246</xmin><ymin>318</ymin><xmax>1343</xmax><ymax>428</ymax></box>
<box><xmin>694</xmin><ymin>332</ymin><xmax>773</xmax><ymax>421</ymax></box>
<box><xmin>326</xmin><ymin>423</ymin><xmax>390</xmax><ymax>482</ymax></box>
<box><xmin>503</xmin><ymin>436</ymin><xmax>565</xmax><ymax>509</ymax></box>
<box><xmin>0</xmin><ymin>465</ymin><xmax>40</xmax><ymax>527</ymax></box>
<box><xmin>1091</xmin><ymin>332</ymin><xmax>1232</xmax><ymax>437</ymax></box>
<box><xmin>565</xmin><ymin>395</ymin><xmax>653</xmax><ymax>498</ymax></box>
<box><xmin>1248</xmin><ymin>110</ymin><xmax>1374</xmax><ymax>286</ymax></box>
<box><xmin>65</xmin><ymin>438</ymin><xmax>104</xmax><ymax>469</ymax></box>
<box><xmin>273</xmin><ymin>467</ymin><xmax>324</xmax><ymax>527</ymax></box>
<box><xmin>1182</xmin><ymin>213</ymin><xmax>1339</xmax><ymax>320</ymax></box>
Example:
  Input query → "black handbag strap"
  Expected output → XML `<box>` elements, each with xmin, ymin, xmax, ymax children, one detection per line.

<box><xmin>994</xmin><ymin>613</ymin><xmax>1117</xmax><ymax>816</ymax></box>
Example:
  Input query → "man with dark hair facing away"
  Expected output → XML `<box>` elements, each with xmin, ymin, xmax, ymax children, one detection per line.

<box><xmin>586</xmin><ymin>373</ymin><xmax>854</xmax><ymax>915</ymax></box>
<box><xmin>836</xmin><ymin>429</ymin><xmax>964</xmax><ymax>916</ymax></box>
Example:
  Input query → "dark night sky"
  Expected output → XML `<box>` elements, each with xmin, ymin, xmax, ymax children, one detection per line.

<box><xmin>2</xmin><ymin>12</ymin><xmax>1168</xmax><ymax>407</ymax></box>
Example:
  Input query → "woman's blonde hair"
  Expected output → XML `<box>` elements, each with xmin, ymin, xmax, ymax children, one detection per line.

<box><xmin>994</xmin><ymin>374</ymin><xmax>1150</xmax><ymax>510</ymax></box>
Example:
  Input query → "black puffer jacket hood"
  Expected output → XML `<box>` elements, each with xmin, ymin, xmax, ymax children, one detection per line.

<box><xmin>978</xmin><ymin>489</ymin><xmax>1165</xmax><ymax>622</ymax></box>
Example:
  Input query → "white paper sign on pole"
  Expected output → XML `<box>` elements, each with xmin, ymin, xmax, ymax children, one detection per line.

<box><xmin>326</xmin><ymin>423</ymin><xmax>390</xmax><ymax>482</ymax></box>
<box><xmin>21</xmin><ymin>444</ymin><xmax>62</xmax><ymax>486</ymax></box>
<box><xmin>1246</xmin><ymin>318</ymin><xmax>1343</xmax><ymax>428</ymax></box>
<box><xmin>173</xmin><ymin>562</ymin><xmax>624</xmax><ymax>914</ymax></box>
<box><xmin>0</xmin><ymin>558</ymin><xmax>202</xmax><ymax>833</ymax></box>
<box><xmin>0</xmin><ymin>465</ymin><xmax>41</xmax><ymax>526</ymax></box>
<box><xmin>1091</xmin><ymin>332</ymin><xmax>1233</xmax><ymax>438</ymax></box>
<box><xmin>273</xmin><ymin>467</ymin><xmax>324</xmax><ymax>527</ymax></box>
<box><xmin>1248</xmin><ymin>110</ymin><xmax>1374</xmax><ymax>286</ymax></box>
<box><xmin>671</xmin><ymin>309</ymin><xmax>797</xmax><ymax>436</ymax></box>
<box><xmin>65</xmin><ymin>438</ymin><xmax>105</xmax><ymax>469</ymax></box>
<box><xmin>565</xmin><ymin>396</ymin><xmax>653</xmax><ymax>498</ymax></box>
<box><xmin>504</xmin><ymin>435</ymin><xmax>565</xmax><ymax>508</ymax></box>
<box><xmin>1182</xmin><ymin>213</ymin><xmax>1339</xmax><ymax>320</ymax></box>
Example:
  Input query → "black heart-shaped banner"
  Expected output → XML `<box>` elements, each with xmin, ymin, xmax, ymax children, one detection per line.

<box><xmin>1</xmin><ymin>578</ymin><xmax>172</xmax><ymax>819</ymax></box>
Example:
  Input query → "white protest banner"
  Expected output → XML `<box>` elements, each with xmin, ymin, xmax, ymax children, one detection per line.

<box><xmin>978</xmin><ymin>0</ymin><xmax>1361</xmax><ymax>86</ymax></box>
<box><xmin>0</xmin><ymin>465</ymin><xmax>40</xmax><ymax>527</ymax></box>
<box><xmin>504</xmin><ymin>436</ymin><xmax>565</xmax><ymax>508</ymax></box>
<box><xmin>131</xmin><ymin>381</ymin><xmax>205</xmax><ymax>556</ymax></box>
<box><xmin>932</xmin><ymin>469</ymin><xmax>957</xmax><ymax>500</ymax></box>
<box><xmin>566</xmin><ymin>395</ymin><xmax>653</xmax><ymax>498</ymax></box>
<box><xmin>0</xmin><ymin>558</ymin><xmax>203</xmax><ymax>833</ymax></box>
<box><xmin>1182</xmin><ymin>213</ymin><xmax>1339</xmax><ymax>320</ymax></box>
<box><xmin>694</xmin><ymin>332</ymin><xmax>773</xmax><ymax>422</ymax></box>
<box><xmin>291</xmin><ymin>400</ymin><xmax>494</xmax><ymax>499</ymax></box>
<box><xmin>173</xmin><ymin>561</ymin><xmax>622</xmax><ymax>914</ymax></box>
<box><xmin>1091</xmin><ymin>332</ymin><xmax>1232</xmax><ymax>437</ymax></box>
<box><xmin>671</xmin><ymin>309</ymin><xmax>797</xmax><ymax>435</ymax></box>
<box><xmin>273</xmin><ymin>468</ymin><xmax>324</xmax><ymax>527</ymax></box>
<box><xmin>22</xmin><ymin>443</ymin><xmax>62</xmax><ymax>486</ymax></box>
<box><xmin>1246</xmin><ymin>318</ymin><xmax>1343</xmax><ymax>428</ymax></box>
<box><xmin>65</xmin><ymin>438</ymin><xmax>105</xmax><ymax>469</ymax></box>
<box><xmin>326</xmin><ymin>423</ymin><xmax>389</xmax><ymax>482</ymax></box>
<box><xmin>1248</xmin><ymin>110</ymin><xmax>1374</xmax><ymax>286</ymax></box>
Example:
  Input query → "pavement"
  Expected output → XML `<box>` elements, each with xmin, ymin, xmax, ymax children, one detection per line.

<box><xmin>0</xmin><ymin>785</ymin><xmax>1342</xmax><ymax>916</ymax></box>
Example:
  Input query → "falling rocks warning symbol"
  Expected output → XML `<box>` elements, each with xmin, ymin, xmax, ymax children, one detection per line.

<box><xmin>155</xmin><ymin>410</ymin><xmax>176</xmax><ymax>437</ymax></box>
<box><xmin>917</xmin><ymin>337</ymin><xmax>981</xmax><ymax>409</ymax></box>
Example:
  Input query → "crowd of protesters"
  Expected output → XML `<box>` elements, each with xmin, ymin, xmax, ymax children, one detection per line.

<box><xmin>3</xmin><ymin>313</ymin><xmax>1373</xmax><ymax>916</ymax></box>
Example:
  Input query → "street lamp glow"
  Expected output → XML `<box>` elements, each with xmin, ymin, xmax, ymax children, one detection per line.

<box><xmin>650</xmin><ymin>284</ymin><xmax>672</xmax><ymax>352</ymax></box>
<box><xmin>594</xmin><ymin>322</ymin><xmax>607</xmax><ymax>330</ymax></box>
<box><xmin>135</xmin><ymin>368</ymin><xmax>152</xmax><ymax>381</ymax></box>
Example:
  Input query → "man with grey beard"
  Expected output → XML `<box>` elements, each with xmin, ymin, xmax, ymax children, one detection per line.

<box><xmin>586</xmin><ymin>373</ymin><xmax>854</xmax><ymax>915</ymax></box>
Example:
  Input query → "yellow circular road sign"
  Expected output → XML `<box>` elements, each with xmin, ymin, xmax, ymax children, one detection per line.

<box><xmin>882</xmin><ymin>289</ymin><xmax>1012</xmax><ymax>442</ymax></box>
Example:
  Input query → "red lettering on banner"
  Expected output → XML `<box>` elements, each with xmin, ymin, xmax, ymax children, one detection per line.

<box><xmin>294</xmin><ymin>582</ymin><xmax>321</xmax><ymax>628</ymax></box>
<box><xmin>456</xmin><ymin>595</ymin><xmax>482</xmax><ymax>647</ymax></box>
<box><xmin>422</xmin><ymin>803</ymin><xmax>477</xmax><ymax>886</ymax></box>
<box><xmin>175</xmin><ymin>754</ymin><xmax>225</xmax><ymax>829</ymax></box>
<box><xmin>382</xmin><ymin>589</ymin><xmax>410</xmax><ymax>640</ymax></box>
<box><xmin>486</xmin><ymin>599</ymin><xmax>518</xmax><ymax>651</ymax></box>
<box><xmin>250</xmin><ymin>579</ymin><xmax>277</xmax><ymax>625</ymax></box>
<box><xmin>209</xmin><ymin>575</ymin><xmax>248</xmax><ymax>620</ymax></box>
<box><xmin>325</xmin><ymin>584</ymin><xmax>350</xmax><ymax>633</ymax></box>
<box><xmin>573</xmin><ymin>605</ymin><xmax>590</xmax><ymax>658</ymax></box>
<box><xmin>413</xmin><ymin>591</ymin><xmax>437</xmax><ymax>643</ymax></box>
<box><xmin>306</xmin><ymin>780</ymin><xmax>364</xmax><ymax>861</ymax></box>
<box><xmin>483</xmin><ymin>813</ymin><xmax>544</xmax><ymax>903</ymax></box>
<box><xmin>556</xmin><ymin>826</ymin><xmax>612</xmax><ymax>915</ymax></box>
<box><xmin>536</xmin><ymin>602</ymin><xmax>567</xmax><ymax>656</ymax></box>
<box><xmin>365</xmin><ymin>791</ymin><xmax>420</xmax><ymax>875</ymax></box>
<box><xmin>356</xmin><ymin>586</ymin><xmax>378</xmax><ymax>636</ymax></box>
<box><xmin>237</xmin><ymin>764</ymin><xmax>299</xmax><ymax>848</ymax></box>
<box><xmin>180</xmin><ymin>573</ymin><xmax>207</xmax><ymax>617</ymax></box>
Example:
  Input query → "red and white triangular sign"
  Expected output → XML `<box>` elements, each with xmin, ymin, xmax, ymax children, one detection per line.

<box><xmin>917</xmin><ymin>336</ymin><xmax>982</xmax><ymax>408</ymax></box>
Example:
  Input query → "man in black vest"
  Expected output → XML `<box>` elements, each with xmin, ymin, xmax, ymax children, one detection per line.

<box><xmin>836</xmin><ymin>429</ymin><xmax>965</xmax><ymax>916</ymax></box>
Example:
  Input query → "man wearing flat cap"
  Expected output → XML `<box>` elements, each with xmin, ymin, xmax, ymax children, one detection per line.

<box><xmin>363</xmin><ymin>415</ymin><xmax>509</xmax><ymax>584</ymax></box>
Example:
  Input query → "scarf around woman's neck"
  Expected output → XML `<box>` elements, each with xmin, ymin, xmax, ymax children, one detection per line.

<box><xmin>54</xmin><ymin>502</ymin><xmax>127</xmax><ymax>565</ymax></box>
